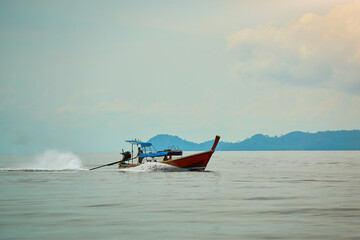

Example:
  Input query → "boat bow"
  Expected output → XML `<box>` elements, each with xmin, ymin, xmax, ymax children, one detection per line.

<box><xmin>160</xmin><ymin>135</ymin><xmax>220</xmax><ymax>171</ymax></box>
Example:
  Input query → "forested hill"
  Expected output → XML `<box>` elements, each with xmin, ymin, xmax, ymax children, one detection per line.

<box><xmin>147</xmin><ymin>130</ymin><xmax>360</xmax><ymax>151</ymax></box>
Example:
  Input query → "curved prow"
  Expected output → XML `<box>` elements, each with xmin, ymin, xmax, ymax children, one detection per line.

<box><xmin>211</xmin><ymin>135</ymin><xmax>220</xmax><ymax>151</ymax></box>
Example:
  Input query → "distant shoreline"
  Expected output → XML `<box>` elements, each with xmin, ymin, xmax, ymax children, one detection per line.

<box><xmin>148</xmin><ymin>130</ymin><xmax>360</xmax><ymax>151</ymax></box>
<box><xmin>1</xmin><ymin>130</ymin><xmax>360</xmax><ymax>154</ymax></box>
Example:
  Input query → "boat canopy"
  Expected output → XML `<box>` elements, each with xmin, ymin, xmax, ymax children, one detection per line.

<box><xmin>126</xmin><ymin>140</ymin><xmax>152</xmax><ymax>147</ymax></box>
<box><xmin>139</xmin><ymin>151</ymin><xmax>168</xmax><ymax>158</ymax></box>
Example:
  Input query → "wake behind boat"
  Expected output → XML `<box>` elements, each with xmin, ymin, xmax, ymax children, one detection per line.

<box><xmin>89</xmin><ymin>135</ymin><xmax>220</xmax><ymax>171</ymax></box>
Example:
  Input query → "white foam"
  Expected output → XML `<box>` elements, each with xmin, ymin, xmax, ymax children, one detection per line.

<box><xmin>19</xmin><ymin>150</ymin><xmax>85</xmax><ymax>170</ymax></box>
<box><xmin>119</xmin><ymin>162</ymin><xmax>183</xmax><ymax>172</ymax></box>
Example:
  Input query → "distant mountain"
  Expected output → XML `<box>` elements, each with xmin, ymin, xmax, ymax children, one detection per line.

<box><xmin>147</xmin><ymin>130</ymin><xmax>360</xmax><ymax>151</ymax></box>
<box><xmin>147</xmin><ymin>134</ymin><xmax>211</xmax><ymax>151</ymax></box>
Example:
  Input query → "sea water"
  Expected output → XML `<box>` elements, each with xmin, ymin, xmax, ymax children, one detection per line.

<box><xmin>0</xmin><ymin>151</ymin><xmax>360</xmax><ymax>239</ymax></box>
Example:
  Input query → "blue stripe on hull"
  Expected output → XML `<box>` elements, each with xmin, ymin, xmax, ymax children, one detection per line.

<box><xmin>185</xmin><ymin>167</ymin><xmax>206</xmax><ymax>170</ymax></box>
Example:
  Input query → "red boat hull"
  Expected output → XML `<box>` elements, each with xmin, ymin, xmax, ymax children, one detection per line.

<box><xmin>159</xmin><ymin>150</ymin><xmax>214</xmax><ymax>171</ymax></box>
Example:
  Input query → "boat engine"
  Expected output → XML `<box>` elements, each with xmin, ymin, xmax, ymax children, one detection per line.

<box><xmin>121</xmin><ymin>151</ymin><xmax>131</xmax><ymax>162</ymax></box>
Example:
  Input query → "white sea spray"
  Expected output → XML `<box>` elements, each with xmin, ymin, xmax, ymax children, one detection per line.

<box><xmin>22</xmin><ymin>150</ymin><xmax>84</xmax><ymax>170</ymax></box>
<box><xmin>120</xmin><ymin>162</ymin><xmax>182</xmax><ymax>172</ymax></box>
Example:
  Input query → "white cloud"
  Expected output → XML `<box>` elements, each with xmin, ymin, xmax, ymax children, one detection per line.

<box><xmin>55</xmin><ymin>98</ymin><xmax>131</xmax><ymax>115</ymax></box>
<box><xmin>55</xmin><ymin>104</ymin><xmax>83</xmax><ymax>115</ymax></box>
<box><xmin>92</xmin><ymin>99</ymin><xmax>130</xmax><ymax>112</ymax></box>
<box><xmin>228</xmin><ymin>1</ymin><xmax>360</xmax><ymax>94</ymax></box>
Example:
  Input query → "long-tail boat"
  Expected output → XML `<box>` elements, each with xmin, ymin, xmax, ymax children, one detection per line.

<box><xmin>118</xmin><ymin>135</ymin><xmax>220</xmax><ymax>171</ymax></box>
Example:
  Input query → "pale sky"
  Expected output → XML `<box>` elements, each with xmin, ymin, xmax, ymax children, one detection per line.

<box><xmin>1</xmin><ymin>0</ymin><xmax>359</xmax><ymax>152</ymax></box>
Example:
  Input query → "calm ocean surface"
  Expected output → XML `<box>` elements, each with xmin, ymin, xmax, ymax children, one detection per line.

<box><xmin>1</xmin><ymin>151</ymin><xmax>360</xmax><ymax>239</ymax></box>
